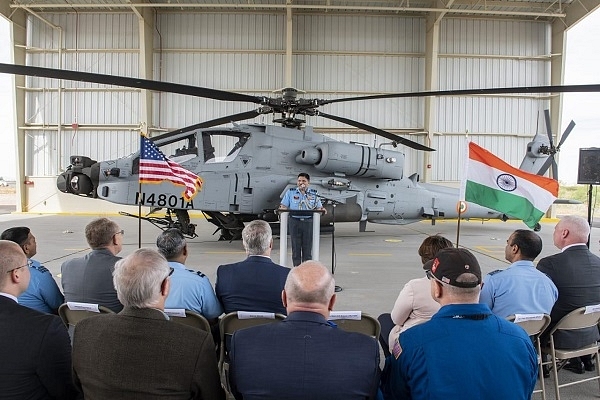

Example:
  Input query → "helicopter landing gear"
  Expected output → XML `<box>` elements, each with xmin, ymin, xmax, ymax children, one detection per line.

<box><xmin>118</xmin><ymin>208</ymin><xmax>197</xmax><ymax>238</ymax></box>
<box><xmin>202</xmin><ymin>211</ymin><xmax>245</xmax><ymax>241</ymax></box>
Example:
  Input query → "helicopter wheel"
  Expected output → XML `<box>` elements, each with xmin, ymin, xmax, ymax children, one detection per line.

<box><xmin>534</xmin><ymin>223</ymin><xmax>541</xmax><ymax>232</ymax></box>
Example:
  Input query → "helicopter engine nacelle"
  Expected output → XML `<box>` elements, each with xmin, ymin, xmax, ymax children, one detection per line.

<box><xmin>296</xmin><ymin>142</ymin><xmax>404</xmax><ymax>180</ymax></box>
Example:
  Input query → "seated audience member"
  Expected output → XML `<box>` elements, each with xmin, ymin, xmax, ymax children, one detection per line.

<box><xmin>537</xmin><ymin>215</ymin><xmax>600</xmax><ymax>374</ymax></box>
<box><xmin>216</xmin><ymin>220</ymin><xmax>289</xmax><ymax>315</ymax></box>
<box><xmin>381</xmin><ymin>248</ymin><xmax>537</xmax><ymax>400</ymax></box>
<box><xmin>380</xmin><ymin>235</ymin><xmax>453</xmax><ymax>355</ymax></box>
<box><xmin>72</xmin><ymin>248</ymin><xmax>224</xmax><ymax>400</ymax></box>
<box><xmin>1</xmin><ymin>226</ymin><xmax>64</xmax><ymax>314</ymax></box>
<box><xmin>480</xmin><ymin>229</ymin><xmax>557</xmax><ymax>317</ymax></box>
<box><xmin>61</xmin><ymin>218</ymin><xmax>124</xmax><ymax>312</ymax></box>
<box><xmin>156</xmin><ymin>228</ymin><xmax>222</xmax><ymax>323</ymax></box>
<box><xmin>230</xmin><ymin>261</ymin><xmax>380</xmax><ymax>400</ymax></box>
<box><xmin>0</xmin><ymin>240</ymin><xmax>79</xmax><ymax>399</ymax></box>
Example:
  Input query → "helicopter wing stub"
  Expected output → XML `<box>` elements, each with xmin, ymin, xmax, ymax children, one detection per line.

<box><xmin>0</xmin><ymin>63</ymin><xmax>263</xmax><ymax>104</ymax></box>
<box><xmin>152</xmin><ymin>109</ymin><xmax>267</xmax><ymax>145</ymax></box>
<box><xmin>317</xmin><ymin>111</ymin><xmax>435</xmax><ymax>152</ymax></box>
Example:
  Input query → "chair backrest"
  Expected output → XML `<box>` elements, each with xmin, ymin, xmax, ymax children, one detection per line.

<box><xmin>506</xmin><ymin>314</ymin><xmax>551</xmax><ymax>337</ymax></box>
<box><xmin>58</xmin><ymin>302</ymin><xmax>114</xmax><ymax>327</ymax></box>
<box><xmin>549</xmin><ymin>305</ymin><xmax>600</xmax><ymax>334</ymax></box>
<box><xmin>166</xmin><ymin>309</ymin><xmax>212</xmax><ymax>332</ymax></box>
<box><xmin>218</xmin><ymin>311</ymin><xmax>285</xmax><ymax>392</ymax></box>
<box><xmin>328</xmin><ymin>311</ymin><xmax>381</xmax><ymax>339</ymax></box>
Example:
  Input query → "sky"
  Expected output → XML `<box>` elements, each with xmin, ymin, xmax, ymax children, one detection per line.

<box><xmin>0</xmin><ymin>11</ymin><xmax>599</xmax><ymax>183</ymax></box>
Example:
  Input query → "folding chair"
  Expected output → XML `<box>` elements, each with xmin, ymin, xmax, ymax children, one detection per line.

<box><xmin>218</xmin><ymin>311</ymin><xmax>285</xmax><ymax>392</ymax></box>
<box><xmin>541</xmin><ymin>306</ymin><xmax>600</xmax><ymax>400</ymax></box>
<box><xmin>328</xmin><ymin>311</ymin><xmax>381</xmax><ymax>339</ymax></box>
<box><xmin>58</xmin><ymin>302</ymin><xmax>115</xmax><ymax>340</ymax></box>
<box><xmin>507</xmin><ymin>313</ymin><xmax>551</xmax><ymax>400</ymax></box>
<box><xmin>165</xmin><ymin>309</ymin><xmax>212</xmax><ymax>332</ymax></box>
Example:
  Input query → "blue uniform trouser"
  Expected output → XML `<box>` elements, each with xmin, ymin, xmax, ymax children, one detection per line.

<box><xmin>289</xmin><ymin>217</ymin><xmax>313</xmax><ymax>267</ymax></box>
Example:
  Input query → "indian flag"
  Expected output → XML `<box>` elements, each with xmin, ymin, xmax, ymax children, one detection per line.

<box><xmin>462</xmin><ymin>142</ymin><xmax>558</xmax><ymax>229</ymax></box>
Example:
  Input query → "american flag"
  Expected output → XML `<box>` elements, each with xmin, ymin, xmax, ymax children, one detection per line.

<box><xmin>139</xmin><ymin>135</ymin><xmax>203</xmax><ymax>201</ymax></box>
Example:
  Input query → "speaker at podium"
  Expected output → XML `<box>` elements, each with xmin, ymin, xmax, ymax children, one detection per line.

<box><xmin>577</xmin><ymin>148</ymin><xmax>600</xmax><ymax>185</ymax></box>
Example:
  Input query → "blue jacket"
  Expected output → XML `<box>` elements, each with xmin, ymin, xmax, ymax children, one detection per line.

<box><xmin>216</xmin><ymin>256</ymin><xmax>289</xmax><ymax>315</ymax></box>
<box><xmin>381</xmin><ymin>303</ymin><xmax>537</xmax><ymax>400</ymax></box>
<box><xmin>230</xmin><ymin>311</ymin><xmax>380</xmax><ymax>399</ymax></box>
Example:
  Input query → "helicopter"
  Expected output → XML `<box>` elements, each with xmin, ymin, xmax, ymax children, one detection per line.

<box><xmin>0</xmin><ymin>63</ymin><xmax>593</xmax><ymax>240</ymax></box>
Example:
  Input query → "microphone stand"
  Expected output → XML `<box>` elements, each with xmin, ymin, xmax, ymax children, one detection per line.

<box><xmin>318</xmin><ymin>194</ymin><xmax>343</xmax><ymax>292</ymax></box>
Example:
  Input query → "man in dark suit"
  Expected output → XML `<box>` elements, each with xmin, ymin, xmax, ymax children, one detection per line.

<box><xmin>537</xmin><ymin>215</ymin><xmax>600</xmax><ymax>373</ymax></box>
<box><xmin>229</xmin><ymin>261</ymin><xmax>380</xmax><ymax>399</ymax></box>
<box><xmin>72</xmin><ymin>248</ymin><xmax>224</xmax><ymax>400</ymax></box>
<box><xmin>216</xmin><ymin>220</ymin><xmax>289</xmax><ymax>315</ymax></box>
<box><xmin>61</xmin><ymin>217</ymin><xmax>124</xmax><ymax>312</ymax></box>
<box><xmin>0</xmin><ymin>240</ymin><xmax>79</xmax><ymax>400</ymax></box>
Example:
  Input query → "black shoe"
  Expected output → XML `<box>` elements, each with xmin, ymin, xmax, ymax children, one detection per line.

<box><xmin>563</xmin><ymin>361</ymin><xmax>585</xmax><ymax>374</ymax></box>
<box><xmin>583</xmin><ymin>359</ymin><xmax>595</xmax><ymax>372</ymax></box>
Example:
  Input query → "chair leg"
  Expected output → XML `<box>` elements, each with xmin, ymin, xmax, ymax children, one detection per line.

<box><xmin>551</xmin><ymin>355</ymin><xmax>561</xmax><ymax>400</ymax></box>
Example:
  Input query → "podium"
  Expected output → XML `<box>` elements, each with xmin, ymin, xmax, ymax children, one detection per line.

<box><xmin>278</xmin><ymin>210</ymin><xmax>322</xmax><ymax>267</ymax></box>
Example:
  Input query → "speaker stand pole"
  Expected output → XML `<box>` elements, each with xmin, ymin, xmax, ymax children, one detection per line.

<box><xmin>587</xmin><ymin>184</ymin><xmax>593</xmax><ymax>248</ymax></box>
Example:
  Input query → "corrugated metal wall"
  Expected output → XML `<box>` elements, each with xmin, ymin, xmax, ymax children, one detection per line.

<box><xmin>433</xmin><ymin>18</ymin><xmax>550</xmax><ymax>181</ymax></box>
<box><xmin>23</xmin><ymin>11</ymin><xmax>550</xmax><ymax>184</ymax></box>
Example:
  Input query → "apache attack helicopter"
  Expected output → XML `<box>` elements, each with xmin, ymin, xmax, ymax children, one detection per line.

<box><xmin>0</xmin><ymin>63</ymin><xmax>596</xmax><ymax>240</ymax></box>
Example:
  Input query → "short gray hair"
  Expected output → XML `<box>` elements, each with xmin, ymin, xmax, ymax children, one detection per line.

<box><xmin>156</xmin><ymin>228</ymin><xmax>186</xmax><ymax>260</ymax></box>
<box><xmin>284</xmin><ymin>261</ymin><xmax>334</xmax><ymax>305</ymax></box>
<box><xmin>242</xmin><ymin>220</ymin><xmax>272</xmax><ymax>255</ymax></box>
<box><xmin>113</xmin><ymin>248</ymin><xmax>170</xmax><ymax>308</ymax></box>
<box><xmin>559</xmin><ymin>215</ymin><xmax>590</xmax><ymax>243</ymax></box>
<box><xmin>85</xmin><ymin>218</ymin><xmax>120</xmax><ymax>249</ymax></box>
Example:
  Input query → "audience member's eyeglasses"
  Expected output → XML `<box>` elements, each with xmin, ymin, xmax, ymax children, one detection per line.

<box><xmin>425</xmin><ymin>270</ymin><xmax>433</xmax><ymax>280</ymax></box>
<box><xmin>6</xmin><ymin>260</ymin><xmax>33</xmax><ymax>273</ymax></box>
<box><xmin>114</xmin><ymin>230</ymin><xmax>124</xmax><ymax>236</ymax></box>
<box><xmin>166</xmin><ymin>267</ymin><xmax>174</xmax><ymax>279</ymax></box>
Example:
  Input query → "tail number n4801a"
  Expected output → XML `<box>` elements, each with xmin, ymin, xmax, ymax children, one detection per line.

<box><xmin>136</xmin><ymin>193</ymin><xmax>194</xmax><ymax>209</ymax></box>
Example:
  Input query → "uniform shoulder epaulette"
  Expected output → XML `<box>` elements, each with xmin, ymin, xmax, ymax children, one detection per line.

<box><xmin>34</xmin><ymin>264</ymin><xmax>49</xmax><ymax>273</ymax></box>
<box><xmin>308</xmin><ymin>188</ymin><xmax>317</xmax><ymax>193</ymax></box>
<box><xmin>288</xmin><ymin>187</ymin><xmax>296</xmax><ymax>191</ymax></box>
<box><xmin>187</xmin><ymin>269</ymin><xmax>206</xmax><ymax>278</ymax></box>
<box><xmin>488</xmin><ymin>269</ymin><xmax>503</xmax><ymax>276</ymax></box>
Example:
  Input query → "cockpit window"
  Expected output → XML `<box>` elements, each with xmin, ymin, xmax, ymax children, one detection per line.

<box><xmin>203</xmin><ymin>131</ymin><xmax>250</xmax><ymax>163</ymax></box>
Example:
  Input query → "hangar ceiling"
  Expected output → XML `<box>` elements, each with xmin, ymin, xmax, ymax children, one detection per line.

<box><xmin>4</xmin><ymin>0</ymin><xmax>579</xmax><ymax>20</ymax></box>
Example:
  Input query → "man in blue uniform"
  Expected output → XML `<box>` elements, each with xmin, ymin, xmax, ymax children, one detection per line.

<box><xmin>156</xmin><ymin>228</ymin><xmax>222</xmax><ymax>324</ymax></box>
<box><xmin>381</xmin><ymin>248</ymin><xmax>537</xmax><ymax>400</ymax></box>
<box><xmin>279</xmin><ymin>173</ymin><xmax>326</xmax><ymax>266</ymax></box>
<box><xmin>480</xmin><ymin>229</ymin><xmax>557</xmax><ymax>317</ymax></box>
<box><xmin>1</xmin><ymin>226</ymin><xmax>64</xmax><ymax>314</ymax></box>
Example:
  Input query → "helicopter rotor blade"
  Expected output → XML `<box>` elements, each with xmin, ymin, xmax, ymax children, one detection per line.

<box><xmin>152</xmin><ymin>109</ymin><xmax>265</xmax><ymax>145</ymax></box>
<box><xmin>551</xmin><ymin>159</ymin><xmax>559</xmax><ymax>180</ymax></box>
<box><xmin>319</xmin><ymin>84</ymin><xmax>600</xmax><ymax>105</ymax></box>
<box><xmin>0</xmin><ymin>63</ymin><xmax>263</xmax><ymax>104</ymax></box>
<box><xmin>317</xmin><ymin>111</ymin><xmax>434</xmax><ymax>152</ymax></box>
<box><xmin>543</xmin><ymin>109</ymin><xmax>554</xmax><ymax>147</ymax></box>
<box><xmin>557</xmin><ymin>120</ymin><xmax>576</xmax><ymax>148</ymax></box>
<box><xmin>537</xmin><ymin>155</ymin><xmax>555</xmax><ymax>177</ymax></box>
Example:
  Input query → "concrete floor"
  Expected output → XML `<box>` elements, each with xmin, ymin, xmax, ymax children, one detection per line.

<box><xmin>1</xmin><ymin>211</ymin><xmax>599</xmax><ymax>399</ymax></box>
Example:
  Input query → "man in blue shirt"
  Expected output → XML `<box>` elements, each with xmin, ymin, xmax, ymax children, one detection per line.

<box><xmin>279</xmin><ymin>172</ymin><xmax>326</xmax><ymax>266</ymax></box>
<box><xmin>381</xmin><ymin>248</ymin><xmax>538</xmax><ymax>400</ymax></box>
<box><xmin>156</xmin><ymin>228</ymin><xmax>222</xmax><ymax>324</ymax></box>
<box><xmin>1</xmin><ymin>226</ymin><xmax>64</xmax><ymax>314</ymax></box>
<box><xmin>480</xmin><ymin>229</ymin><xmax>557</xmax><ymax>317</ymax></box>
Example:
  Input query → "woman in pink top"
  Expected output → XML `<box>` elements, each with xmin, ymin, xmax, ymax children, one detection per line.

<box><xmin>387</xmin><ymin>235</ymin><xmax>453</xmax><ymax>354</ymax></box>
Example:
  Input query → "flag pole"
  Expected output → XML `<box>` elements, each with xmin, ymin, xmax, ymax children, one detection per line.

<box><xmin>456</xmin><ymin>202</ymin><xmax>462</xmax><ymax>248</ymax></box>
<box><xmin>138</xmin><ymin>132</ymin><xmax>143</xmax><ymax>249</ymax></box>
